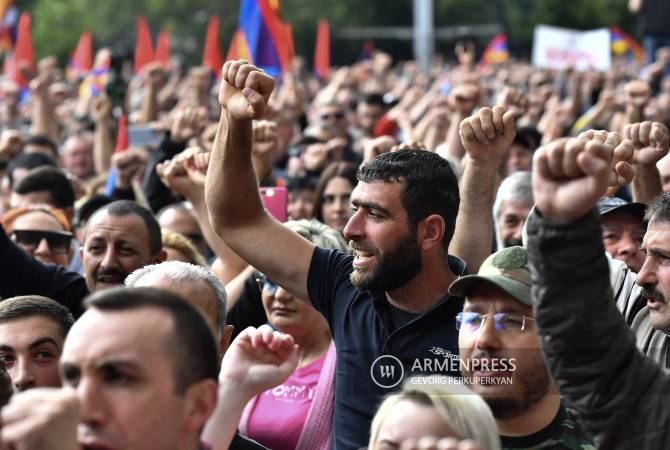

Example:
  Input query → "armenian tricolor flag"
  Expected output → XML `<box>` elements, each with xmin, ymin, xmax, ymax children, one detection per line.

<box><xmin>610</xmin><ymin>26</ymin><xmax>645</xmax><ymax>62</ymax></box>
<box><xmin>479</xmin><ymin>33</ymin><xmax>509</xmax><ymax>66</ymax></box>
<box><xmin>228</xmin><ymin>0</ymin><xmax>294</xmax><ymax>76</ymax></box>
<box><xmin>0</xmin><ymin>0</ymin><xmax>17</xmax><ymax>54</ymax></box>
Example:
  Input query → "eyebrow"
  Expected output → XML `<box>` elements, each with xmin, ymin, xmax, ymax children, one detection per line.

<box><xmin>644</xmin><ymin>247</ymin><xmax>670</xmax><ymax>258</ymax></box>
<box><xmin>29</xmin><ymin>337</ymin><xmax>59</xmax><ymax>349</ymax></box>
<box><xmin>0</xmin><ymin>336</ymin><xmax>59</xmax><ymax>353</ymax></box>
<box><xmin>350</xmin><ymin>199</ymin><xmax>392</xmax><ymax>217</ymax></box>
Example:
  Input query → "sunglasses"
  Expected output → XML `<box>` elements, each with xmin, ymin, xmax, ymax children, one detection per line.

<box><xmin>320</xmin><ymin>112</ymin><xmax>345</xmax><ymax>121</ymax></box>
<box><xmin>255</xmin><ymin>273</ymin><xmax>278</xmax><ymax>295</ymax></box>
<box><xmin>11</xmin><ymin>229</ymin><xmax>73</xmax><ymax>254</ymax></box>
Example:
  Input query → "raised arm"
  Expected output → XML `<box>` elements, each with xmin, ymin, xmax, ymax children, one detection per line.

<box><xmin>527</xmin><ymin>134</ymin><xmax>670</xmax><ymax>447</ymax></box>
<box><xmin>205</xmin><ymin>61</ymin><xmax>314</xmax><ymax>301</ymax></box>
<box><xmin>202</xmin><ymin>325</ymin><xmax>298</xmax><ymax>450</ymax></box>
<box><xmin>624</xmin><ymin>121</ymin><xmax>669</xmax><ymax>204</ymax></box>
<box><xmin>449</xmin><ymin>106</ymin><xmax>516</xmax><ymax>272</ymax></box>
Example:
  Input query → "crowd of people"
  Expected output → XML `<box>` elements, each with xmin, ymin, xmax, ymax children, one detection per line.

<box><xmin>0</xmin><ymin>10</ymin><xmax>670</xmax><ymax>448</ymax></box>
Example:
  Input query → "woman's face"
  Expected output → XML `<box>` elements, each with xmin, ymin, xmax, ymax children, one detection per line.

<box><xmin>260</xmin><ymin>276</ymin><xmax>329</xmax><ymax>336</ymax></box>
<box><xmin>373</xmin><ymin>400</ymin><xmax>457</xmax><ymax>450</ymax></box>
<box><xmin>9</xmin><ymin>210</ymin><xmax>71</xmax><ymax>268</ymax></box>
<box><xmin>321</xmin><ymin>176</ymin><xmax>353</xmax><ymax>233</ymax></box>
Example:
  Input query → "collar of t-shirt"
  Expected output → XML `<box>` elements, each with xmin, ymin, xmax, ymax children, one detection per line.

<box><xmin>375</xmin><ymin>254</ymin><xmax>468</xmax><ymax>333</ymax></box>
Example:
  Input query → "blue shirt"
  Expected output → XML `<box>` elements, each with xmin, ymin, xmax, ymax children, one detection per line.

<box><xmin>307</xmin><ymin>247</ymin><xmax>466</xmax><ymax>450</ymax></box>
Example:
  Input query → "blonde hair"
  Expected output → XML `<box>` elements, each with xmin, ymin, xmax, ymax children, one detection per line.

<box><xmin>161</xmin><ymin>229</ymin><xmax>208</xmax><ymax>267</ymax></box>
<box><xmin>369</xmin><ymin>377</ymin><xmax>500</xmax><ymax>450</ymax></box>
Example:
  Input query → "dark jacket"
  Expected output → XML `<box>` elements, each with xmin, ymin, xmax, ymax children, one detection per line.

<box><xmin>526</xmin><ymin>209</ymin><xmax>670</xmax><ymax>449</ymax></box>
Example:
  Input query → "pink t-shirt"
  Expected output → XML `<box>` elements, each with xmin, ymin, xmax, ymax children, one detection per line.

<box><xmin>245</xmin><ymin>354</ymin><xmax>326</xmax><ymax>450</ymax></box>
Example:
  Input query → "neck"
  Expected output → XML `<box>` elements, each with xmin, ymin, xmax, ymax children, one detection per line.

<box><xmin>182</xmin><ymin>435</ymin><xmax>204</xmax><ymax>450</ymax></box>
<box><xmin>497</xmin><ymin>392</ymin><xmax>561</xmax><ymax>437</ymax></box>
<box><xmin>386</xmin><ymin>255</ymin><xmax>456</xmax><ymax>313</ymax></box>
<box><xmin>289</xmin><ymin>327</ymin><xmax>331</xmax><ymax>367</ymax></box>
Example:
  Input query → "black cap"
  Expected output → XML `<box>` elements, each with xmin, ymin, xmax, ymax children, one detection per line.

<box><xmin>597</xmin><ymin>197</ymin><xmax>646</xmax><ymax>220</ymax></box>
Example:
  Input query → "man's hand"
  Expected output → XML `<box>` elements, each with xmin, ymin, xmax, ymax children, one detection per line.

<box><xmin>143</xmin><ymin>62</ymin><xmax>166</xmax><ymax>90</ymax></box>
<box><xmin>459</xmin><ymin>106</ymin><xmax>516</xmax><ymax>163</ymax></box>
<box><xmin>399</xmin><ymin>437</ymin><xmax>482</xmax><ymax>450</ymax></box>
<box><xmin>533</xmin><ymin>135</ymin><xmax>634</xmax><ymax>222</ymax></box>
<box><xmin>219</xmin><ymin>325</ymin><xmax>299</xmax><ymax>399</ymax></box>
<box><xmin>576</xmin><ymin>130</ymin><xmax>635</xmax><ymax>186</ymax></box>
<box><xmin>0</xmin><ymin>388</ymin><xmax>79</xmax><ymax>450</ymax></box>
<box><xmin>624</xmin><ymin>121</ymin><xmax>670</xmax><ymax>165</ymax></box>
<box><xmin>29</xmin><ymin>74</ymin><xmax>51</xmax><ymax>101</ymax></box>
<box><xmin>218</xmin><ymin>60</ymin><xmax>275</xmax><ymax>120</ymax></box>
<box><xmin>496</xmin><ymin>87</ymin><xmax>528</xmax><ymax>118</ymax></box>
<box><xmin>184</xmin><ymin>151</ymin><xmax>211</xmax><ymax>190</ymax></box>
<box><xmin>170</xmin><ymin>106</ymin><xmax>207</xmax><ymax>144</ymax></box>
<box><xmin>363</xmin><ymin>135</ymin><xmax>396</xmax><ymax>163</ymax></box>
<box><xmin>91</xmin><ymin>94</ymin><xmax>113</xmax><ymax>124</ymax></box>
<box><xmin>624</xmin><ymin>80</ymin><xmax>651</xmax><ymax>111</ymax></box>
<box><xmin>112</xmin><ymin>148</ymin><xmax>148</xmax><ymax>190</ymax></box>
<box><xmin>448</xmin><ymin>83</ymin><xmax>480</xmax><ymax>117</ymax></box>
<box><xmin>157</xmin><ymin>147</ymin><xmax>207</xmax><ymax>199</ymax></box>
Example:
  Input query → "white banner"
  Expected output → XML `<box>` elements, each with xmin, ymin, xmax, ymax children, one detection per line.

<box><xmin>531</xmin><ymin>25</ymin><xmax>611</xmax><ymax>71</ymax></box>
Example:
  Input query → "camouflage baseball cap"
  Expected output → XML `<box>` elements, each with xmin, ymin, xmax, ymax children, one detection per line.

<box><xmin>448</xmin><ymin>246</ymin><xmax>531</xmax><ymax>307</ymax></box>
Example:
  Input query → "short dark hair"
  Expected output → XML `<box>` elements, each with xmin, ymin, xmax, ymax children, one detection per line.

<box><xmin>362</xmin><ymin>93</ymin><xmax>386</xmax><ymax>108</ymax></box>
<box><xmin>358</xmin><ymin>149</ymin><xmax>460</xmax><ymax>248</ymax></box>
<box><xmin>0</xmin><ymin>295</ymin><xmax>74</xmax><ymax>337</ymax></box>
<box><xmin>646</xmin><ymin>192</ymin><xmax>670</xmax><ymax>223</ymax></box>
<box><xmin>25</xmin><ymin>134</ymin><xmax>58</xmax><ymax>156</ymax></box>
<box><xmin>513</xmin><ymin>126</ymin><xmax>542</xmax><ymax>152</ymax></box>
<box><xmin>14</xmin><ymin>166</ymin><xmax>75</xmax><ymax>209</ymax></box>
<box><xmin>75</xmin><ymin>194</ymin><xmax>114</xmax><ymax>228</ymax></box>
<box><xmin>6</xmin><ymin>152</ymin><xmax>56</xmax><ymax>188</ymax></box>
<box><xmin>94</xmin><ymin>200</ymin><xmax>162</xmax><ymax>255</ymax></box>
<box><xmin>84</xmin><ymin>287</ymin><xmax>219</xmax><ymax>394</ymax></box>
<box><xmin>313</xmin><ymin>162</ymin><xmax>358</xmax><ymax>222</ymax></box>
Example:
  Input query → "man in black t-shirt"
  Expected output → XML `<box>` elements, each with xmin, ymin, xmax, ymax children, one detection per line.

<box><xmin>205</xmin><ymin>60</ymin><xmax>517</xmax><ymax>449</ymax></box>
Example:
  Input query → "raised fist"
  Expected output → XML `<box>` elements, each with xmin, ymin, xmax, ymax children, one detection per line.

<box><xmin>460</xmin><ymin>106</ymin><xmax>516</xmax><ymax>163</ymax></box>
<box><xmin>533</xmin><ymin>133</ymin><xmax>634</xmax><ymax>222</ymax></box>
<box><xmin>623</xmin><ymin>121</ymin><xmax>670</xmax><ymax>166</ymax></box>
<box><xmin>448</xmin><ymin>83</ymin><xmax>480</xmax><ymax>116</ymax></box>
<box><xmin>218</xmin><ymin>60</ymin><xmax>275</xmax><ymax>120</ymax></box>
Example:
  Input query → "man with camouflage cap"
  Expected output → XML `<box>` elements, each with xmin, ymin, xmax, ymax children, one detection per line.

<box><xmin>450</xmin><ymin>246</ymin><xmax>594</xmax><ymax>450</ymax></box>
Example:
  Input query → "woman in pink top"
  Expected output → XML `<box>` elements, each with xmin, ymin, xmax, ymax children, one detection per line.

<box><xmin>238</xmin><ymin>219</ymin><xmax>348</xmax><ymax>450</ymax></box>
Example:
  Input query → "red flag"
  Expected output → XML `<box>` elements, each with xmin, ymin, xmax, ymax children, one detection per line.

<box><xmin>314</xmin><ymin>19</ymin><xmax>330</xmax><ymax>79</ymax></box>
<box><xmin>203</xmin><ymin>16</ymin><xmax>223</xmax><ymax>75</ymax></box>
<box><xmin>134</xmin><ymin>16</ymin><xmax>154</xmax><ymax>74</ymax></box>
<box><xmin>284</xmin><ymin>23</ymin><xmax>295</xmax><ymax>70</ymax></box>
<box><xmin>155</xmin><ymin>30</ymin><xmax>170</xmax><ymax>67</ymax></box>
<box><xmin>13</xmin><ymin>12</ymin><xmax>34</xmax><ymax>87</ymax></box>
<box><xmin>114</xmin><ymin>115</ymin><xmax>129</xmax><ymax>154</ymax></box>
<box><xmin>69</xmin><ymin>31</ymin><xmax>93</xmax><ymax>76</ymax></box>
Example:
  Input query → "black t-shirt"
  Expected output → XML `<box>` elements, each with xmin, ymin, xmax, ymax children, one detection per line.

<box><xmin>307</xmin><ymin>247</ymin><xmax>466</xmax><ymax>450</ymax></box>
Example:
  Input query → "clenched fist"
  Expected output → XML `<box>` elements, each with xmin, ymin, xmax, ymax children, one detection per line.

<box><xmin>218</xmin><ymin>60</ymin><xmax>275</xmax><ymax>120</ymax></box>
